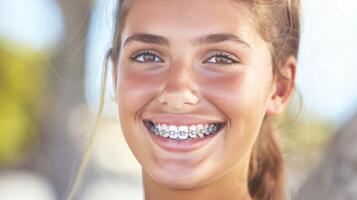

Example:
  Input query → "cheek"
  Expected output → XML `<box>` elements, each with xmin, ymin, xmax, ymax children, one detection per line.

<box><xmin>201</xmin><ymin>72</ymin><xmax>269</xmax><ymax>147</ymax></box>
<box><xmin>202</xmin><ymin>73</ymin><xmax>267</xmax><ymax>120</ymax></box>
<box><xmin>116</xmin><ymin>67</ymin><xmax>162</xmax><ymax>162</ymax></box>
<box><xmin>117</xmin><ymin>67</ymin><xmax>161</xmax><ymax>117</ymax></box>
<box><xmin>117</xmin><ymin>67</ymin><xmax>162</xmax><ymax>151</ymax></box>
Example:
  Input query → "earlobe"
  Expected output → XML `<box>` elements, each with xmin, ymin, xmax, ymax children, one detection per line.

<box><xmin>266</xmin><ymin>56</ymin><xmax>297</xmax><ymax>116</ymax></box>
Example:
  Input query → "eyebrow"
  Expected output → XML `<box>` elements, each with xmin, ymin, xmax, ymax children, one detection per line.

<box><xmin>124</xmin><ymin>33</ymin><xmax>170</xmax><ymax>47</ymax></box>
<box><xmin>194</xmin><ymin>33</ymin><xmax>251</xmax><ymax>48</ymax></box>
<box><xmin>123</xmin><ymin>32</ymin><xmax>251</xmax><ymax>48</ymax></box>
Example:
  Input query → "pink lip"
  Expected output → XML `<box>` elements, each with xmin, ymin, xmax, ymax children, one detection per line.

<box><xmin>143</xmin><ymin>121</ymin><xmax>223</xmax><ymax>153</ymax></box>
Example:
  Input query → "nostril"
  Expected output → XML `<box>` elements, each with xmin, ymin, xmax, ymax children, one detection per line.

<box><xmin>158</xmin><ymin>90</ymin><xmax>199</xmax><ymax>109</ymax></box>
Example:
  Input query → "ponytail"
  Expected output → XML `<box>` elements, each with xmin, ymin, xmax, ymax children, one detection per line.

<box><xmin>248</xmin><ymin>117</ymin><xmax>286</xmax><ymax>200</ymax></box>
<box><xmin>246</xmin><ymin>0</ymin><xmax>300</xmax><ymax>198</ymax></box>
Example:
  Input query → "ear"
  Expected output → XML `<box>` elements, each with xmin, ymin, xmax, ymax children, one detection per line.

<box><xmin>266</xmin><ymin>56</ymin><xmax>297</xmax><ymax>116</ymax></box>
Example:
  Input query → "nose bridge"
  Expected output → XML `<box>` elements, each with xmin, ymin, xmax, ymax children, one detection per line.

<box><xmin>158</xmin><ymin>59</ymin><xmax>199</xmax><ymax>110</ymax></box>
<box><xmin>166</xmin><ymin>59</ymin><xmax>192</xmax><ymax>90</ymax></box>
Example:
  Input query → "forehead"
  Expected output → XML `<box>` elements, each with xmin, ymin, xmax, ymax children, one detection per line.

<box><xmin>122</xmin><ymin>0</ymin><xmax>258</xmax><ymax>44</ymax></box>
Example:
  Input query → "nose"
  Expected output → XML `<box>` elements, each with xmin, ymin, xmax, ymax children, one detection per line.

<box><xmin>158</xmin><ymin>61</ymin><xmax>200</xmax><ymax>112</ymax></box>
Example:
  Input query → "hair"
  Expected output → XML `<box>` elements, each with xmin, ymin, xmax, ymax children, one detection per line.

<box><xmin>67</xmin><ymin>0</ymin><xmax>301</xmax><ymax>199</ymax></box>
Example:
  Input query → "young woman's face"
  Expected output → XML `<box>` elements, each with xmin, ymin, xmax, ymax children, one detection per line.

<box><xmin>116</xmin><ymin>0</ymin><xmax>278</xmax><ymax>189</ymax></box>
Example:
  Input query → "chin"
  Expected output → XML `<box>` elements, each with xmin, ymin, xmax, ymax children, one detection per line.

<box><xmin>145</xmin><ymin>163</ymin><xmax>215</xmax><ymax>190</ymax></box>
<box><xmin>150</xmin><ymin>171</ymin><xmax>202</xmax><ymax>189</ymax></box>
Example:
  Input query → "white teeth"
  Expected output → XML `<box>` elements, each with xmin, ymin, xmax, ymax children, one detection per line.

<box><xmin>168</xmin><ymin>125</ymin><xmax>177</xmax><ymax>132</ymax></box>
<box><xmin>197</xmin><ymin>124</ymin><xmax>203</xmax><ymax>130</ymax></box>
<box><xmin>179</xmin><ymin>132</ymin><xmax>188</xmax><ymax>140</ymax></box>
<box><xmin>169</xmin><ymin>132</ymin><xmax>178</xmax><ymax>139</ymax></box>
<box><xmin>198</xmin><ymin>132</ymin><xmax>204</xmax><ymax>138</ymax></box>
<box><xmin>189</xmin><ymin>125</ymin><xmax>196</xmax><ymax>131</ymax></box>
<box><xmin>189</xmin><ymin>125</ymin><xmax>197</xmax><ymax>138</ymax></box>
<box><xmin>161</xmin><ymin>124</ymin><xmax>168</xmax><ymax>130</ymax></box>
<box><xmin>189</xmin><ymin>133</ymin><xmax>197</xmax><ymax>138</ymax></box>
<box><xmin>203</xmin><ymin>124</ymin><xmax>210</xmax><ymax>135</ymax></box>
<box><xmin>178</xmin><ymin>126</ymin><xmax>188</xmax><ymax>132</ymax></box>
<box><xmin>149</xmin><ymin>122</ymin><xmax>222</xmax><ymax>141</ymax></box>
<box><xmin>162</xmin><ymin>131</ymin><xmax>169</xmax><ymax>138</ymax></box>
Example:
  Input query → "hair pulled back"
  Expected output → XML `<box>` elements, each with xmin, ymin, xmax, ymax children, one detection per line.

<box><xmin>110</xmin><ymin>1</ymin><xmax>301</xmax><ymax>200</ymax></box>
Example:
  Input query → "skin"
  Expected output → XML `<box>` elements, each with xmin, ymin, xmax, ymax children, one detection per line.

<box><xmin>113</xmin><ymin>0</ymin><xmax>296</xmax><ymax>199</ymax></box>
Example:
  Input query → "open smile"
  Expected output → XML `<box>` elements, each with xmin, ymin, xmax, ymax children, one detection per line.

<box><xmin>144</xmin><ymin>120</ymin><xmax>225</xmax><ymax>141</ymax></box>
<box><xmin>143</xmin><ymin>120</ymin><xmax>226</xmax><ymax>152</ymax></box>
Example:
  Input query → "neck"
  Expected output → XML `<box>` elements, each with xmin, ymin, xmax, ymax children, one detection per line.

<box><xmin>143</xmin><ymin>161</ymin><xmax>252</xmax><ymax>200</ymax></box>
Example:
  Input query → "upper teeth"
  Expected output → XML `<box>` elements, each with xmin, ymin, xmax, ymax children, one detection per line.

<box><xmin>150</xmin><ymin>123</ymin><xmax>221</xmax><ymax>140</ymax></box>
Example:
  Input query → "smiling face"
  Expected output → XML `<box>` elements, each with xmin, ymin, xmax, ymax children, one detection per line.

<box><xmin>115</xmin><ymin>0</ymin><xmax>282</xmax><ymax>189</ymax></box>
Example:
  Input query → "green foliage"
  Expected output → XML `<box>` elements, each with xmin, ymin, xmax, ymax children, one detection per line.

<box><xmin>0</xmin><ymin>39</ymin><xmax>48</xmax><ymax>166</ymax></box>
<box><xmin>280</xmin><ymin>113</ymin><xmax>335</xmax><ymax>154</ymax></box>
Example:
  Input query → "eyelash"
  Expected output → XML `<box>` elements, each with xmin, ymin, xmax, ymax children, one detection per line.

<box><xmin>203</xmin><ymin>51</ymin><xmax>240</xmax><ymax>66</ymax></box>
<box><xmin>130</xmin><ymin>50</ymin><xmax>240</xmax><ymax>66</ymax></box>
<box><xmin>130</xmin><ymin>50</ymin><xmax>164</xmax><ymax>63</ymax></box>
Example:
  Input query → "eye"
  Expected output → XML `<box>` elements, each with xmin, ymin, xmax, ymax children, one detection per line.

<box><xmin>130</xmin><ymin>50</ymin><xmax>164</xmax><ymax>63</ymax></box>
<box><xmin>203</xmin><ymin>51</ymin><xmax>240</xmax><ymax>66</ymax></box>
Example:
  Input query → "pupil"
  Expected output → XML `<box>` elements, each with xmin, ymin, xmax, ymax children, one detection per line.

<box><xmin>144</xmin><ymin>54</ymin><xmax>154</xmax><ymax>62</ymax></box>
<box><xmin>217</xmin><ymin>57</ymin><xmax>230</xmax><ymax>64</ymax></box>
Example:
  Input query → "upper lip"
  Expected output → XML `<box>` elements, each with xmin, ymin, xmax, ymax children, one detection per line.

<box><xmin>142</xmin><ymin>114</ymin><xmax>225</xmax><ymax>126</ymax></box>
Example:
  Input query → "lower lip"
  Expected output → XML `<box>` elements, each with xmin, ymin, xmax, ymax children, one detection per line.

<box><xmin>144</xmin><ymin>123</ymin><xmax>222</xmax><ymax>153</ymax></box>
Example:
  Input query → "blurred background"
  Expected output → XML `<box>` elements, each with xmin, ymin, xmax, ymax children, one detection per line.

<box><xmin>0</xmin><ymin>0</ymin><xmax>356</xmax><ymax>199</ymax></box>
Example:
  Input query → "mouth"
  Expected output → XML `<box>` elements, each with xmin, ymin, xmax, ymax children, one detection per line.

<box><xmin>143</xmin><ymin>120</ymin><xmax>225</xmax><ymax>141</ymax></box>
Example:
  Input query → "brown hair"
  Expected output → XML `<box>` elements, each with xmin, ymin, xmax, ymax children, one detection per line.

<box><xmin>241</xmin><ymin>1</ymin><xmax>301</xmax><ymax>200</ymax></box>
<box><xmin>67</xmin><ymin>0</ymin><xmax>301</xmax><ymax>199</ymax></box>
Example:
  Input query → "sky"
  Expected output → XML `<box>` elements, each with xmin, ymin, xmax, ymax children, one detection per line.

<box><xmin>0</xmin><ymin>0</ymin><xmax>356</xmax><ymax>127</ymax></box>
<box><xmin>0</xmin><ymin>0</ymin><xmax>63</xmax><ymax>50</ymax></box>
